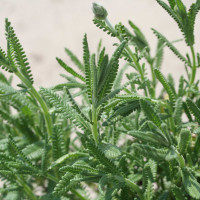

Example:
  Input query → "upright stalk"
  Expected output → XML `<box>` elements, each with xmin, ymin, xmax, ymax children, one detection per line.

<box><xmin>16</xmin><ymin>71</ymin><xmax>53</xmax><ymax>136</ymax></box>
<box><xmin>105</xmin><ymin>18</ymin><xmax>116</xmax><ymax>34</ymax></box>
<box><xmin>150</xmin><ymin>62</ymin><xmax>156</xmax><ymax>98</ymax></box>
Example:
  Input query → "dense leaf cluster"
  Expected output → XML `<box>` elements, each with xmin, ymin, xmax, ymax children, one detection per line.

<box><xmin>0</xmin><ymin>0</ymin><xmax>200</xmax><ymax>199</ymax></box>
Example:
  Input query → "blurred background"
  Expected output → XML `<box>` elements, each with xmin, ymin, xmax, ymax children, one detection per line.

<box><xmin>0</xmin><ymin>0</ymin><xmax>199</xmax><ymax>89</ymax></box>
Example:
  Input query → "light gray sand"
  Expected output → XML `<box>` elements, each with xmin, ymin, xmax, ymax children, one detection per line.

<box><xmin>0</xmin><ymin>0</ymin><xmax>199</xmax><ymax>89</ymax></box>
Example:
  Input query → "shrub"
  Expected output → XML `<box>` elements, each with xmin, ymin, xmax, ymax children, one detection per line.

<box><xmin>0</xmin><ymin>1</ymin><xmax>200</xmax><ymax>199</ymax></box>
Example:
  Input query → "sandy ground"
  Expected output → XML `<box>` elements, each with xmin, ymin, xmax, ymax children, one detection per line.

<box><xmin>0</xmin><ymin>0</ymin><xmax>199</xmax><ymax>89</ymax></box>
<box><xmin>0</xmin><ymin>0</ymin><xmax>200</xmax><ymax>193</ymax></box>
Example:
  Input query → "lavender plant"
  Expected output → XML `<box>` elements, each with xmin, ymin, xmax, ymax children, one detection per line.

<box><xmin>0</xmin><ymin>0</ymin><xmax>200</xmax><ymax>199</ymax></box>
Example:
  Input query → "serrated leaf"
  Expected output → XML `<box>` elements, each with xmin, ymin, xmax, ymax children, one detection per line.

<box><xmin>165</xmin><ymin>146</ymin><xmax>178</xmax><ymax>161</ymax></box>
<box><xmin>140</xmin><ymin>99</ymin><xmax>162</xmax><ymax>128</ymax></box>
<box><xmin>6</xmin><ymin>19</ymin><xmax>33</xmax><ymax>83</ymax></box>
<box><xmin>154</xmin><ymin>68</ymin><xmax>176</xmax><ymax>108</ymax></box>
<box><xmin>186</xmin><ymin>98</ymin><xmax>200</xmax><ymax>124</ymax></box>
<box><xmin>178</xmin><ymin>129</ymin><xmax>191</xmax><ymax>155</ymax></box>
<box><xmin>48</xmin><ymin>152</ymin><xmax>89</xmax><ymax>170</ymax></box>
<box><xmin>156</xmin><ymin>0</ymin><xmax>183</xmax><ymax>31</ymax></box>
<box><xmin>100</xmin><ymin>143</ymin><xmax>121</xmax><ymax>159</ymax></box>
<box><xmin>83</xmin><ymin>34</ymin><xmax>92</xmax><ymax>103</ymax></box>
<box><xmin>152</xmin><ymin>28</ymin><xmax>188</xmax><ymax>65</ymax></box>
<box><xmin>182</xmin><ymin>168</ymin><xmax>200</xmax><ymax>199</ymax></box>
<box><xmin>65</xmin><ymin>47</ymin><xmax>84</xmax><ymax>72</ymax></box>
<box><xmin>56</xmin><ymin>57</ymin><xmax>85</xmax><ymax>82</ymax></box>
<box><xmin>22</xmin><ymin>141</ymin><xmax>45</xmax><ymax>160</ymax></box>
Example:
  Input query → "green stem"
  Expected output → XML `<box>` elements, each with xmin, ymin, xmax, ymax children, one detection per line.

<box><xmin>150</xmin><ymin>62</ymin><xmax>156</xmax><ymax>98</ymax></box>
<box><xmin>16</xmin><ymin>176</ymin><xmax>37</xmax><ymax>200</ymax></box>
<box><xmin>16</xmin><ymin>71</ymin><xmax>52</xmax><ymax>136</ymax></box>
<box><xmin>71</xmin><ymin>189</ymin><xmax>88</xmax><ymax>200</ymax></box>
<box><xmin>46</xmin><ymin>173</ymin><xmax>59</xmax><ymax>183</ymax></box>
<box><xmin>105</xmin><ymin>18</ymin><xmax>116</xmax><ymax>34</ymax></box>
<box><xmin>189</xmin><ymin>46</ymin><xmax>196</xmax><ymax>86</ymax></box>
<box><xmin>125</xmin><ymin>178</ymin><xmax>144</xmax><ymax>200</ymax></box>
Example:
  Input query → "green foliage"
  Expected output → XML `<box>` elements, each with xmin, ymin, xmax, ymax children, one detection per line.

<box><xmin>154</xmin><ymin>39</ymin><xmax>164</xmax><ymax>69</ymax></box>
<box><xmin>0</xmin><ymin>1</ymin><xmax>200</xmax><ymax>199</ymax></box>
<box><xmin>171</xmin><ymin>185</ymin><xmax>186</xmax><ymax>200</ymax></box>
<box><xmin>83</xmin><ymin>34</ymin><xmax>92</xmax><ymax>103</ymax></box>
<box><xmin>39</xmin><ymin>87</ymin><xmax>91</xmax><ymax>131</ymax></box>
<box><xmin>178</xmin><ymin>129</ymin><xmax>191</xmax><ymax>155</ymax></box>
<box><xmin>64</xmin><ymin>87</ymin><xmax>90</xmax><ymax>123</ymax></box>
<box><xmin>173</xmin><ymin>97</ymin><xmax>183</xmax><ymax>125</ymax></box>
<box><xmin>178</xmin><ymin>75</ymin><xmax>185</xmax><ymax>97</ymax></box>
<box><xmin>156</xmin><ymin>0</ymin><xmax>183</xmax><ymax>31</ymax></box>
<box><xmin>156</xmin><ymin>0</ymin><xmax>200</xmax><ymax>46</ymax></box>
<box><xmin>53</xmin><ymin>172</ymin><xmax>76</xmax><ymax>195</ymax></box>
<box><xmin>5</xmin><ymin>19</ymin><xmax>34</xmax><ymax>83</ymax></box>
<box><xmin>182</xmin><ymin>167</ymin><xmax>200</xmax><ymax>199</ymax></box>
<box><xmin>134</xmin><ymin>143</ymin><xmax>168</xmax><ymax>161</ymax></box>
<box><xmin>0</xmin><ymin>47</ymin><xmax>15</xmax><ymax>73</ymax></box>
<box><xmin>85</xmin><ymin>139</ymin><xmax>119</xmax><ymax>174</ymax></box>
<box><xmin>93</xmin><ymin>18</ymin><xmax>116</xmax><ymax>37</ymax></box>
<box><xmin>65</xmin><ymin>47</ymin><xmax>84</xmax><ymax>72</ymax></box>
<box><xmin>52</xmin><ymin>126</ymin><xmax>66</xmax><ymax>160</ymax></box>
<box><xmin>154</xmin><ymin>68</ymin><xmax>176</xmax><ymax>107</ymax></box>
<box><xmin>128</xmin><ymin>130</ymin><xmax>169</xmax><ymax>147</ymax></box>
<box><xmin>56</xmin><ymin>57</ymin><xmax>85</xmax><ymax>82</ymax></box>
<box><xmin>186</xmin><ymin>98</ymin><xmax>200</xmax><ymax>124</ymax></box>
<box><xmin>98</xmin><ymin>40</ymin><xmax>126</xmax><ymax>100</ymax></box>
<box><xmin>139</xmin><ymin>99</ymin><xmax>162</xmax><ymax>128</ymax></box>
<box><xmin>152</xmin><ymin>28</ymin><xmax>189</xmax><ymax>65</ymax></box>
<box><xmin>128</xmin><ymin>20</ymin><xmax>149</xmax><ymax>52</ymax></box>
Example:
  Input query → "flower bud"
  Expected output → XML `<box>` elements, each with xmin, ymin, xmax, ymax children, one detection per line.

<box><xmin>92</xmin><ymin>2</ymin><xmax>108</xmax><ymax>20</ymax></box>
